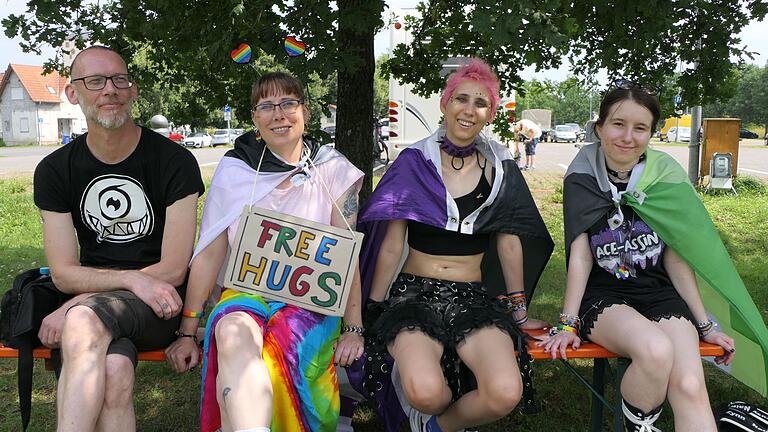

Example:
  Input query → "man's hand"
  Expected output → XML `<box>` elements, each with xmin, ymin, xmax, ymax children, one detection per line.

<box><xmin>38</xmin><ymin>304</ymin><xmax>68</xmax><ymax>348</ymax></box>
<box><xmin>126</xmin><ymin>271</ymin><xmax>182</xmax><ymax>319</ymax></box>
<box><xmin>165</xmin><ymin>336</ymin><xmax>200</xmax><ymax>373</ymax></box>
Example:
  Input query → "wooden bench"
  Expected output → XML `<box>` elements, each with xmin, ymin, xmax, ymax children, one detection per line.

<box><xmin>523</xmin><ymin>328</ymin><xmax>726</xmax><ymax>432</ymax></box>
<box><xmin>0</xmin><ymin>329</ymin><xmax>725</xmax><ymax>431</ymax></box>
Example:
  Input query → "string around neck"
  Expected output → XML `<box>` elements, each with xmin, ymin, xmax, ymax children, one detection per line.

<box><xmin>246</xmin><ymin>141</ymin><xmax>357</xmax><ymax>238</ymax></box>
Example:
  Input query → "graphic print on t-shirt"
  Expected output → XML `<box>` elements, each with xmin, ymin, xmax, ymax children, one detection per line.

<box><xmin>80</xmin><ymin>174</ymin><xmax>155</xmax><ymax>243</ymax></box>
<box><xmin>590</xmin><ymin>218</ymin><xmax>665</xmax><ymax>278</ymax></box>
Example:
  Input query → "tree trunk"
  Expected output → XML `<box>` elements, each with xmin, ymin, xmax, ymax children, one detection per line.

<box><xmin>336</xmin><ymin>0</ymin><xmax>378</xmax><ymax>203</ymax></box>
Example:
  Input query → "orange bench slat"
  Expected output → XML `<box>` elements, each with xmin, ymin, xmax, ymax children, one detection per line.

<box><xmin>522</xmin><ymin>328</ymin><xmax>725</xmax><ymax>360</ymax></box>
<box><xmin>1</xmin><ymin>330</ymin><xmax>726</xmax><ymax>363</ymax></box>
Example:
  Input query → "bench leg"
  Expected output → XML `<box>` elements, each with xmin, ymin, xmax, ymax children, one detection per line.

<box><xmin>613</xmin><ymin>358</ymin><xmax>629</xmax><ymax>432</ymax></box>
<box><xmin>590</xmin><ymin>358</ymin><xmax>607</xmax><ymax>432</ymax></box>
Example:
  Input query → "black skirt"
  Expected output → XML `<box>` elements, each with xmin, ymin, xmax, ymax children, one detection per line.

<box><xmin>363</xmin><ymin>272</ymin><xmax>533</xmax><ymax>408</ymax></box>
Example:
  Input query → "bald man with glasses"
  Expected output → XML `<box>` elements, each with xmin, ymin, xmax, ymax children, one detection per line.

<box><xmin>33</xmin><ymin>46</ymin><xmax>204</xmax><ymax>431</ymax></box>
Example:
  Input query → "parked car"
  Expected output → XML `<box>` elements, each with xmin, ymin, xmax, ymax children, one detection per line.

<box><xmin>212</xmin><ymin>129</ymin><xmax>233</xmax><ymax>147</ymax></box>
<box><xmin>666</xmin><ymin>126</ymin><xmax>691</xmax><ymax>143</ymax></box>
<box><xmin>564</xmin><ymin>123</ymin><xmax>585</xmax><ymax>141</ymax></box>
<box><xmin>168</xmin><ymin>132</ymin><xmax>185</xmax><ymax>143</ymax></box>
<box><xmin>740</xmin><ymin>128</ymin><xmax>759</xmax><ymax>139</ymax></box>
<box><xmin>321</xmin><ymin>125</ymin><xmax>336</xmax><ymax>141</ymax></box>
<box><xmin>183</xmin><ymin>132</ymin><xmax>213</xmax><ymax>148</ymax></box>
<box><xmin>231</xmin><ymin>128</ymin><xmax>245</xmax><ymax>140</ymax></box>
<box><xmin>551</xmin><ymin>125</ymin><xmax>578</xmax><ymax>143</ymax></box>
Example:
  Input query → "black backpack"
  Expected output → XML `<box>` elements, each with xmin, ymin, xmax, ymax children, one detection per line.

<box><xmin>0</xmin><ymin>268</ymin><xmax>70</xmax><ymax>431</ymax></box>
<box><xmin>718</xmin><ymin>401</ymin><xmax>768</xmax><ymax>432</ymax></box>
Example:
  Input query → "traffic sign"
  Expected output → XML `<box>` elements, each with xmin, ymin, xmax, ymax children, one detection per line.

<box><xmin>224</xmin><ymin>111</ymin><xmax>231</xmax><ymax>121</ymax></box>
<box><xmin>673</xmin><ymin>95</ymin><xmax>681</xmax><ymax>105</ymax></box>
<box><xmin>224</xmin><ymin>104</ymin><xmax>231</xmax><ymax>113</ymax></box>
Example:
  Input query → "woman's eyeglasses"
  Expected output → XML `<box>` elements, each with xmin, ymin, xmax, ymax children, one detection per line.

<box><xmin>252</xmin><ymin>99</ymin><xmax>303</xmax><ymax>115</ymax></box>
<box><xmin>611</xmin><ymin>78</ymin><xmax>659</xmax><ymax>96</ymax></box>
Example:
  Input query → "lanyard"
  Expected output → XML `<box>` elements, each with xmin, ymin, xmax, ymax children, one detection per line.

<box><xmin>246</xmin><ymin>142</ymin><xmax>356</xmax><ymax>237</ymax></box>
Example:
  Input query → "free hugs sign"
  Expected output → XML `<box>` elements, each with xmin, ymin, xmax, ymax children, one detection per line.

<box><xmin>223</xmin><ymin>207</ymin><xmax>363</xmax><ymax>316</ymax></box>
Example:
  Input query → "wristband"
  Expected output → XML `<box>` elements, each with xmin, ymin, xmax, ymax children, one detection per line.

<box><xmin>514</xmin><ymin>315</ymin><xmax>529</xmax><ymax>326</ymax></box>
<box><xmin>175</xmin><ymin>330</ymin><xmax>198</xmax><ymax>343</ymax></box>
<box><xmin>341</xmin><ymin>324</ymin><xmax>365</xmax><ymax>335</ymax></box>
<box><xmin>696</xmin><ymin>320</ymin><xmax>717</xmax><ymax>338</ymax></box>
<box><xmin>182</xmin><ymin>309</ymin><xmax>205</xmax><ymax>319</ymax></box>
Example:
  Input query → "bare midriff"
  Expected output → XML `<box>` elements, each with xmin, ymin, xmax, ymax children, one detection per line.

<box><xmin>401</xmin><ymin>247</ymin><xmax>483</xmax><ymax>282</ymax></box>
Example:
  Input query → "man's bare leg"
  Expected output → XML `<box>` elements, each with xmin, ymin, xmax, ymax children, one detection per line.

<box><xmin>57</xmin><ymin>306</ymin><xmax>112</xmax><ymax>431</ymax></box>
<box><xmin>95</xmin><ymin>354</ymin><xmax>136</xmax><ymax>432</ymax></box>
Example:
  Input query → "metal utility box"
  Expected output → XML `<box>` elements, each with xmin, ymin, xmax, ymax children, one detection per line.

<box><xmin>701</xmin><ymin>118</ymin><xmax>740</xmax><ymax>177</ymax></box>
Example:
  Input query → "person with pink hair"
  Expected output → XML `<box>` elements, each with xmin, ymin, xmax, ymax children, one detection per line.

<box><xmin>355</xmin><ymin>58</ymin><xmax>553</xmax><ymax>432</ymax></box>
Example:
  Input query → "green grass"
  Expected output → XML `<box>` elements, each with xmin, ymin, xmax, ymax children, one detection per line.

<box><xmin>1</xmin><ymin>172</ymin><xmax>767</xmax><ymax>431</ymax></box>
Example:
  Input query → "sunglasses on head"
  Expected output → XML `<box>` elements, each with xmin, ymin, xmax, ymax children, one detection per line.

<box><xmin>611</xmin><ymin>78</ymin><xmax>660</xmax><ymax>96</ymax></box>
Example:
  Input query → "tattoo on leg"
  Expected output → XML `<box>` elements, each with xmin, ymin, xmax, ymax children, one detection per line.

<box><xmin>222</xmin><ymin>387</ymin><xmax>231</xmax><ymax>403</ymax></box>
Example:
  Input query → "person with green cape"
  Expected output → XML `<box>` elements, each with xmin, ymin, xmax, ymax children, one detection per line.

<box><xmin>538</xmin><ymin>80</ymin><xmax>768</xmax><ymax>432</ymax></box>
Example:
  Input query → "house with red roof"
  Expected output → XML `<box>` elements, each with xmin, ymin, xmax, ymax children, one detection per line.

<box><xmin>0</xmin><ymin>64</ymin><xmax>86</xmax><ymax>146</ymax></box>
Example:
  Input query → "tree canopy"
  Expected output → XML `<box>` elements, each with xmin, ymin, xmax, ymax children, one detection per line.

<box><xmin>5</xmin><ymin>0</ymin><xmax>766</xmax><ymax>196</ymax></box>
<box><xmin>704</xmin><ymin>63</ymin><xmax>768</xmax><ymax>134</ymax></box>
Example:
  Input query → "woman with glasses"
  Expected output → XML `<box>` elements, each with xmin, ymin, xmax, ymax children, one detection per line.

<box><xmin>540</xmin><ymin>80</ymin><xmax>740</xmax><ymax>431</ymax></box>
<box><xmin>165</xmin><ymin>71</ymin><xmax>364</xmax><ymax>432</ymax></box>
<box><xmin>356</xmin><ymin>58</ymin><xmax>553</xmax><ymax>432</ymax></box>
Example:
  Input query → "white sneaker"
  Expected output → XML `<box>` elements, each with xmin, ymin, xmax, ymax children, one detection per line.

<box><xmin>530</xmin><ymin>165</ymin><xmax>536</xmax><ymax>170</ymax></box>
<box><xmin>521</xmin><ymin>165</ymin><xmax>529</xmax><ymax>171</ymax></box>
<box><xmin>409</xmin><ymin>408</ymin><xmax>432</xmax><ymax>432</ymax></box>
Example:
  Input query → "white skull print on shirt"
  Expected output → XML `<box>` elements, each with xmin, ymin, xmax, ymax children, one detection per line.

<box><xmin>80</xmin><ymin>174</ymin><xmax>155</xmax><ymax>243</ymax></box>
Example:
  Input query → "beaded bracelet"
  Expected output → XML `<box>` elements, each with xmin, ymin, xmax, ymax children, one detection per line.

<box><xmin>496</xmin><ymin>293</ymin><xmax>527</xmax><ymax>313</ymax></box>
<box><xmin>182</xmin><ymin>309</ymin><xmax>205</xmax><ymax>319</ymax></box>
<box><xmin>341</xmin><ymin>324</ymin><xmax>365</xmax><ymax>335</ymax></box>
<box><xmin>559</xmin><ymin>313</ymin><xmax>581</xmax><ymax>329</ymax></box>
<box><xmin>696</xmin><ymin>320</ymin><xmax>717</xmax><ymax>338</ymax></box>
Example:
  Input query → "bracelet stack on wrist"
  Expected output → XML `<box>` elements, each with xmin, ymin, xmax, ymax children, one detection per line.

<box><xmin>548</xmin><ymin>313</ymin><xmax>581</xmax><ymax>337</ymax></box>
<box><xmin>496</xmin><ymin>292</ymin><xmax>529</xmax><ymax>325</ymax></box>
<box><xmin>696</xmin><ymin>320</ymin><xmax>717</xmax><ymax>338</ymax></box>
<box><xmin>341</xmin><ymin>324</ymin><xmax>365</xmax><ymax>335</ymax></box>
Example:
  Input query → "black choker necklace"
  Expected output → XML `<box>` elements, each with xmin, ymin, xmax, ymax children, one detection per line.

<box><xmin>439</xmin><ymin>136</ymin><xmax>477</xmax><ymax>170</ymax></box>
<box><xmin>606</xmin><ymin>154</ymin><xmax>646</xmax><ymax>180</ymax></box>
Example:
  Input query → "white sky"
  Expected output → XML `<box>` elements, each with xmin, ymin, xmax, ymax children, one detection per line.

<box><xmin>2</xmin><ymin>0</ymin><xmax>766</xmax><ymax>84</ymax></box>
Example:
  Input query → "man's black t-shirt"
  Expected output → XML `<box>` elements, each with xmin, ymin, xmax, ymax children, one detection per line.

<box><xmin>586</xmin><ymin>182</ymin><xmax>672</xmax><ymax>290</ymax></box>
<box><xmin>34</xmin><ymin>127</ymin><xmax>204</xmax><ymax>269</ymax></box>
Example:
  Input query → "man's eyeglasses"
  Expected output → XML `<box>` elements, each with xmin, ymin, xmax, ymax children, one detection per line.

<box><xmin>252</xmin><ymin>99</ymin><xmax>304</xmax><ymax>115</ymax></box>
<box><xmin>71</xmin><ymin>74</ymin><xmax>134</xmax><ymax>91</ymax></box>
<box><xmin>611</xmin><ymin>78</ymin><xmax>659</xmax><ymax>96</ymax></box>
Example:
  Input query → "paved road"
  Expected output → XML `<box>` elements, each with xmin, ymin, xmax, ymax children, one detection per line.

<box><xmin>521</xmin><ymin>140</ymin><xmax>768</xmax><ymax>179</ymax></box>
<box><xmin>2</xmin><ymin>140</ymin><xmax>766</xmax><ymax>179</ymax></box>
<box><xmin>0</xmin><ymin>145</ymin><xmax>231</xmax><ymax>178</ymax></box>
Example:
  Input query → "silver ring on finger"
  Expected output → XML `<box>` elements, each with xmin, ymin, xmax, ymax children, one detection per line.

<box><xmin>161</xmin><ymin>303</ymin><xmax>170</xmax><ymax>311</ymax></box>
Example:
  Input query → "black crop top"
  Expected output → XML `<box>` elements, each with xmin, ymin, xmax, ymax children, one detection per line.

<box><xmin>407</xmin><ymin>170</ymin><xmax>492</xmax><ymax>256</ymax></box>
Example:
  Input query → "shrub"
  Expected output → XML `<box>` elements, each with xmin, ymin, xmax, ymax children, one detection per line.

<box><xmin>734</xmin><ymin>175</ymin><xmax>767</xmax><ymax>194</ymax></box>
